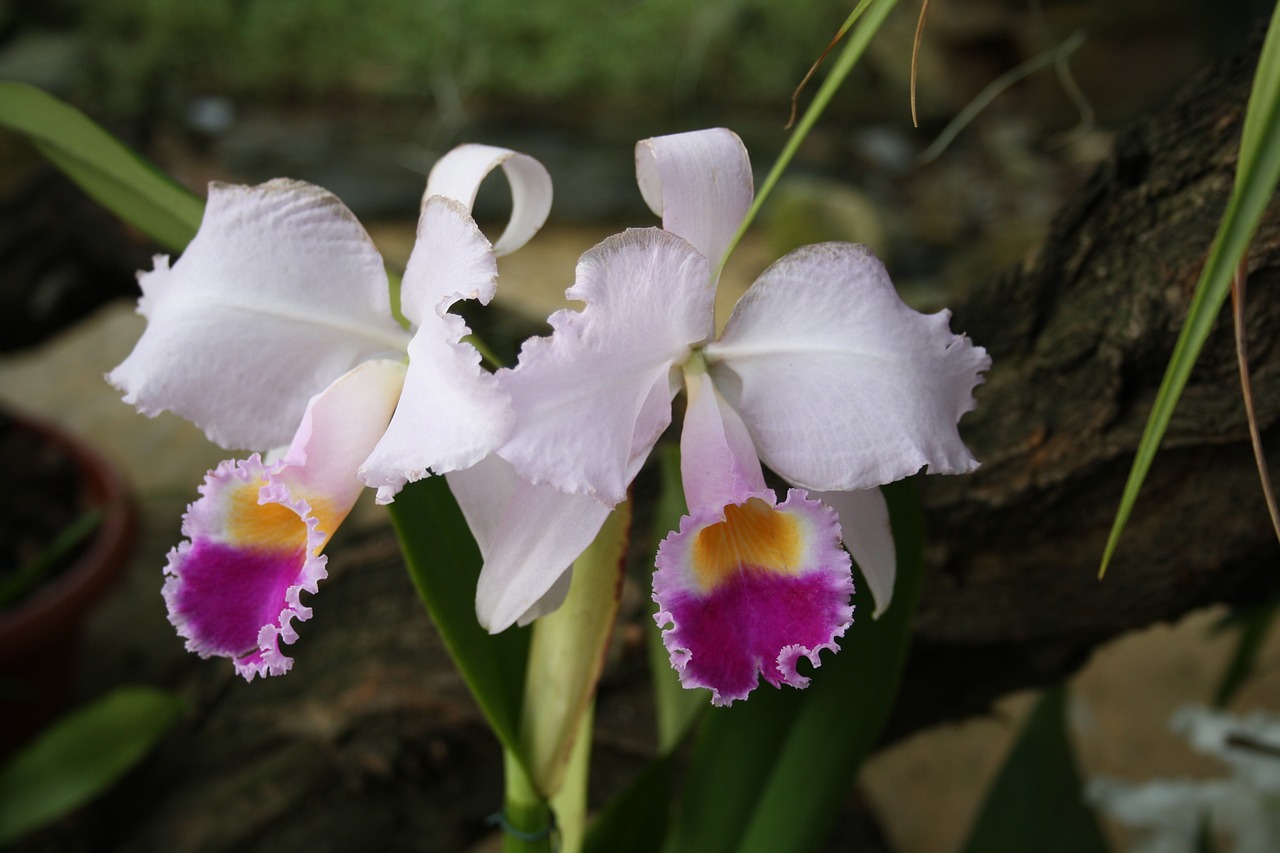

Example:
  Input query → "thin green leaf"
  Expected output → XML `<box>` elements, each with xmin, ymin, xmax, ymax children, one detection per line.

<box><xmin>1196</xmin><ymin>814</ymin><xmax>1220</xmax><ymax>853</ymax></box>
<box><xmin>0</xmin><ymin>82</ymin><xmax>202</xmax><ymax>252</ymax></box>
<box><xmin>670</xmin><ymin>480</ymin><xmax>923</xmax><ymax>853</ymax></box>
<box><xmin>1100</xmin><ymin>4</ymin><xmax>1280</xmax><ymax>576</ymax></box>
<box><xmin>389</xmin><ymin>477</ymin><xmax>529</xmax><ymax>754</ymax></box>
<box><xmin>959</xmin><ymin>687</ymin><xmax>1110</xmax><ymax>853</ymax></box>
<box><xmin>0</xmin><ymin>686</ymin><xmax>186</xmax><ymax>845</ymax></box>
<box><xmin>717</xmin><ymin>0</ymin><xmax>899</xmax><ymax>276</ymax></box>
<box><xmin>1213</xmin><ymin>597</ymin><xmax>1279</xmax><ymax>707</ymax></box>
<box><xmin>0</xmin><ymin>507</ymin><xmax>103</xmax><ymax>609</ymax></box>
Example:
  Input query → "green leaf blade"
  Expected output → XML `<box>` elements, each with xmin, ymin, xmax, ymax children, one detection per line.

<box><xmin>959</xmin><ymin>687</ymin><xmax>1110</xmax><ymax>853</ymax></box>
<box><xmin>389</xmin><ymin>477</ymin><xmax>529</xmax><ymax>755</ymax></box>
<box><xmin>0</xmin><ymin>82</ymin><xmax>202</xmax><ymax>252</ymax></box>
<box><xmin>0</xmin><ymin>686</ymin><xmax>186</xmax><ymax>845</ymax></box>
<box><xmin>1100</xmin><ymin>4</ymin><xmax>1280</xmax><ymax>576</ymax></box>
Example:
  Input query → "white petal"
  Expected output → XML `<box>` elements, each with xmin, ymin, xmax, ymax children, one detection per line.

<box><xmin>706</xmin><ymin>243</ymin><xmax>990</xmax><ymax>492</ymax></box>
<box><xmin>360</xmin><ymin>199</ymin><xmax>512</xmax><ymax>498</ymax></box>
<box><xmin>400</xmin><ymin>196</ymin><xmax>500</xmax><ymax>324</ymax></box>
<box><xmin>272</xmin><ymin>359</ymin><xmax>407</xmax><ymax>544</ymax></box>
<box><xmin>679</xmin><ymin>370</ymin><xmax>766</xmax><ymax>513</ymax></box>
<box><xmin>812</xmin><ymin>487</ymin><xmax>896</xmax><ymax>617</ymax></box>
<box><xmin>425</xmin><ymin>144</ymin><xmax>553</xmax><ymax>256</ymax></box>
<box><xmin>515</xmin><ymin>568</ymin><xmax>573</xmax><ymax>628</ymax></box>
<box><xmin>109</xmin><ymin>180</ymin><xmax>409</xmax><ymax>450</ymax></box>
<box><xmin>447</xmin><ymin>456</ymin><xmax>611</xmax><ymax>633</ymax></box>
<box><xmin>497</xmin><ymin>228</ymin><xmax>714</xmax><ymax>505</ymax></box>
<box><xmin>636</xmin><ymin>128</ymin><xmax>753</xmax><ymax>271</ymax></box>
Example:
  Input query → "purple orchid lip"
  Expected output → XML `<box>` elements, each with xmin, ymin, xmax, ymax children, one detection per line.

<box><xmin>162</xmin><ymin>454</ymin><xmax>328</xmax><ymax>681</ymax></box>
<box><xmin>653</xmin><ymin>489</ymin><xmax>854</xmax><ymax>706</ymax></box>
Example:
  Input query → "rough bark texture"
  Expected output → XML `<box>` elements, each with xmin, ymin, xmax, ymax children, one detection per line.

<box><xmin>894</xmin><ymin>29</ymin><xmax>1280</xmax><ymax>738</ymax></box>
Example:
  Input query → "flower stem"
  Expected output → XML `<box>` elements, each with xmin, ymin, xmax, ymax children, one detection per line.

<box><xmin>501</xmin><ymin>750</ymin><xmax>555</xmax><ymax>853</ymax></box>
<box><xmin>549</xmin><ymin>703</ymin><xmax>594</xmax><ymax>853</ymax></box>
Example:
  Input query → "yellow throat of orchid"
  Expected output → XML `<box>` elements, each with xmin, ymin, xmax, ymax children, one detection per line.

<box><xmin>690</xmin><ymin>497</ymin><xmax>804</xmax><ymax>591</ymax></box>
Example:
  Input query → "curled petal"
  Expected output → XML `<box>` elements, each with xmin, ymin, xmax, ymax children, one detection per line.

<box><xmin>706</xmin><ymin>243</ymin><xmax>991</xmax><ymax>492</ymax></box>
<box><xmin>499</xmin><ymin>228</ymin><xmax>715</xmax><ymax>504</ymax></box>
<box><xmin>653</xmin><ymin>490</ymin><xmax>854</xmax><ymax>706</ymax></box>
<box><xmin>446</xmin><ymin>455</ymin><xmax>611</xmax><ymax>633</ymax></box>
<box><xmin>164</xmin><ymin>362</ymin><xmax>404</xmax><ymax>680</ymax></box>
<box><xmin>109</xmin><ymin>180</ymin><xmax>409</xmax><ymax>450</ymax></box>
<box><xmin>812</xmin><ymin>487</ymin><xmax>896</xmax><ymax>617</ymax></box>
<box><xmin>361</xmin><ymin>199</ymin><xmax>512</xmax><ymax>497</ymax></box>
<box><xmin>636</xmin><ymin>128</ymin><xmax>754</xmax><ymax>273</ymax></box>
<box><xmin>679</xmin><ymin>369</ymin><xmax>766</xmax><ymax>513</ymax></box>
<box><xmin>425</xmin><ymin>144</ymin><xmax>553</xmax><ymax>256</ymax></box>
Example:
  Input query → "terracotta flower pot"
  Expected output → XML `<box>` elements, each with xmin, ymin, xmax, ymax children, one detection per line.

<box><xmin>0</xmin><ymin>412</ymin><xmax>138</xmax><ymax>757</ymax></box>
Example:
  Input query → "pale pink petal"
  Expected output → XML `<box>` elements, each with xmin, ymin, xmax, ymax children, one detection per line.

<box><xmin>163</xmin><ymin>361</ymin><xmax>403</xmax><ymax>680</ymax></box>
<box><xmin>636</xmin><ymin>128</ymin><xmax>754</xmax><ymax>272</ymax></box>
<box><xmin>109</xmin><ymin>180</ymin><xmax>410</xmax><ymax>450</ymax></box>
<box><xmin>425</xmin><ymin>144</ymin><xmax>553</xmax><ymax>256</ymax></box>
<box><xmin>498</xmin><ymin>228</ymin><xmax>714</xmax><ymax>505</ymax></box>
<box><xmin>361</xmin><ymin>199</ymin><xmax>512</xmax><ymax>498</ymax></box>
<box><xmin>514</xmin><ymin>569</ymin><xmax>574</xmax><ymax>628</ymax></box>
<box><xmin>447</xmin><ymin>456</ymin><xmax>612</xmax><ymax>633</ymax></box>
<box><xmin>274</xmin><ymin>359</ymin><xmax>407</xmax><ymax>538</ymax></box>
<box><xmin>812</xmin><ymin>486</ymin><xmax>896</xmax><ymax>617</ymax></box>
<box><xmin>706</xmin><ymin>243</ymin><xmax>991</xmax><ymax>492</ymax></box>
<box><xmin>653</xmin><ymin>490</ymin><xmax>854</xmax><ymax>706</ymax></box>
<box><xmin>679</xmin><ymin>370</ymin><xmax>766</xmax><ymax>513</ymax></box>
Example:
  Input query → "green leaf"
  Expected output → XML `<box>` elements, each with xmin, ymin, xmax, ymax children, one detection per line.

<box><xmin>669</xmin><ymin>479</ymin><xmax>924</xmax><ymax>853</ymax></box>
<box><xmin>0</xmin><ymin>686</ymin><xmax>186</xmax><ymax>845</ymax></box>
<box><xmin>1212</xmin><ymin>597</ymin><xmax>1279</xmax><ymax>707</ymax></box>
<box><xmin>959</xmin><ymin>687</ymin><xmax>1110</xmax><ymax>853</ymax></box>
<box><xmin>0</xmin><ymin>507</ymin><xmax>103</xmax><ymax>609</ymax></box>
<box><xmin>582</xmin><ymin>752</ymin><xmax>677</xmax><ymax>853</ymax></box>
<box><xmin>1100</xmin><ymin>4</ymin><xmax>1280</xmax><ymax>576</ymax></box>
<box><xmin>0</xmin><ymin>82</ymin><xmax>202</xmax><ymax>252</ymax></box>
<box><xmin>389</xmin><ymin>477</ymin><xmax>529</xmax><ymax>754</ymax></box>
<box><xmin>718</xmin><ymin>0</ymin><xmax>898</xmax><ymax>272</ymax></box>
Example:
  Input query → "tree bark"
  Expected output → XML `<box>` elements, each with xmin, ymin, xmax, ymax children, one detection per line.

<box><xmin>894</xmin><ymin>25</ymin><xmax>1280</xmax><ymax>737</ymax></box>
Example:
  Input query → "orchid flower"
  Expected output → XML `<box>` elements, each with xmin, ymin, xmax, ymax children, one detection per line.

<box><xmin>494</xmin><ymin>128</ymin><xmax>990</xmax><ymax>704</ymax></box>
<box><xmin>108</xmin><ymin>145</ymin><xmax>595</xmax><ymax>679</ymax></box>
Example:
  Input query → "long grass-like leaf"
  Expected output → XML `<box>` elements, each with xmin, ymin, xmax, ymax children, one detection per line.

<box><xmin>1100</xmin><ymin>5</ymin><xmax>1280</xmax><ymax>577</ymax></box>
<box><xmin>0</xmin><ymin>82</ymin><xmax>202</xmax><ymax>252</ymax></box>
<box><xmin>1212</xmin><ymin>598</ymin><xmax>1280</xmax><ymax>707</ymax></box>
<box><xmin>717</xmin><ymin>0</ymin><xmax>899</xmax><ymax>278</ymax></box>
